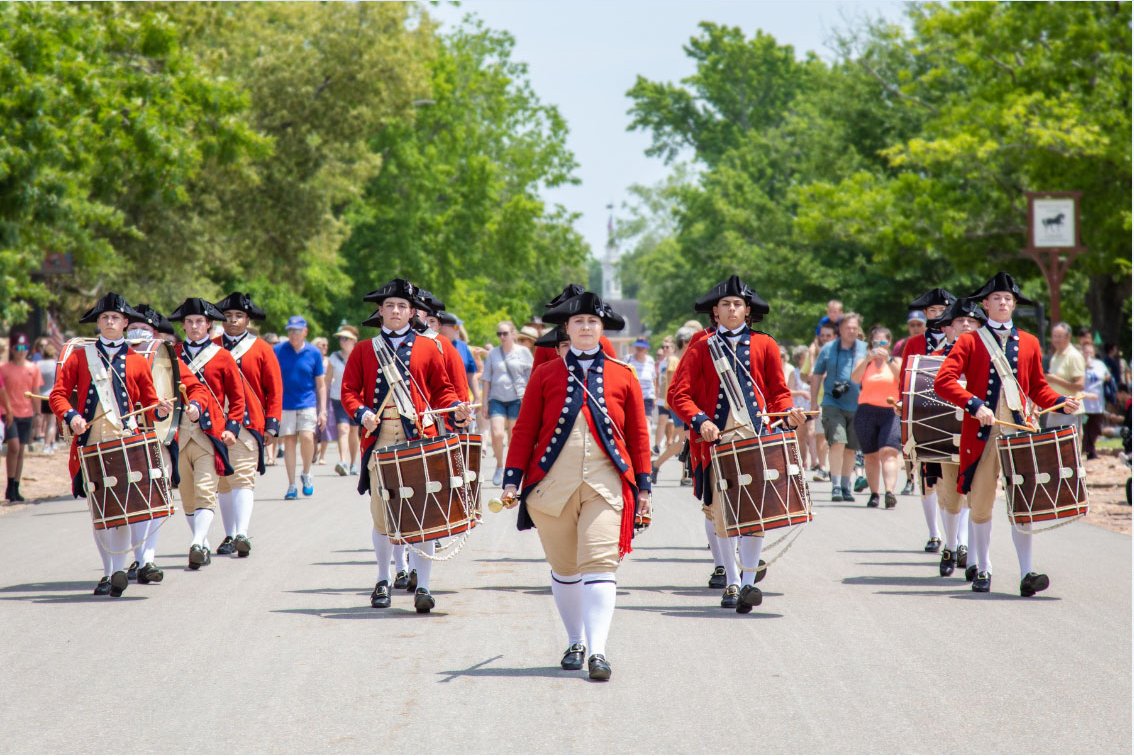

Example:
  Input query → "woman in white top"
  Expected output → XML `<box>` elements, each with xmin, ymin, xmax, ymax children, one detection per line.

<box><xmin>326</xmin><ymin>325</ymin><xmax>360</xmax><ymax>475</ymax></box>
<box><xmin>480</xmin><ymin>320</ymin><xmax>533</xmax><ymax>486</ymax></box>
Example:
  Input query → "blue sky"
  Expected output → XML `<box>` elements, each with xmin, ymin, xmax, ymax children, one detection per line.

<box><xmin>427</xmin><ymin>0</ymin><xmax>908</xmax><ymax>262</ymax></box>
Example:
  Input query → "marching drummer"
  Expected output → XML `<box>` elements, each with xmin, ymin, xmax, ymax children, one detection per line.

<box><xmin>339</xmin><ymin>278</ymin><xmax>470</xmax><ymax>614</ymax></box>
<box><xmin>500</xmin><ymin>290</ymin><xmax>651</xmax><ymax>681</ymax></box>
<box><xmin>928</xmin><ymin>297</ymin><xmax>984</xmax><ymax>580</ymax></box>
<box><xmin>899</xmin><ymin>288</ymin><xmax>956</xmax><ymax>554</ymax></box>
<box><xmin>935</xmin><ymin>272</ymin><xmax>1079</xmax><ymax>596</ymax></box>
<box><xmin>168</xmin><ymin>298</ymin><xmax>247</xmax><ymax>571</ymax></box>
<box><xmin>531</xmin><ymin>284</ymin><xmax>617</xmax><ymax>371</ymax></box>
<box><xmin>668</xmin><ymin>275</ymin><xmax>806</xmax><ymax>613</ymax></box>
<box><xmin>213</xmin><ymin>292</ymin><xmax>284</xmax><ymax>559</ymax></box>
<box><xmin>49</xmin><ymin>293</ymin><xmax>176</xmax><ymax>597</ymax></box>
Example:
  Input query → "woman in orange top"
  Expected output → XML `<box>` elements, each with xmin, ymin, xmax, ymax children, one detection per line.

<box><xmin>851</xmin><ymin>327</ymin><xmax>903</xmax><ymax>508</ymax></box>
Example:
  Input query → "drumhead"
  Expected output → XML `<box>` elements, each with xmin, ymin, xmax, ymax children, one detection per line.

<box><xmin>132</xmin><ymin>341</ymin><xmax>181</xmax><ymax>445</ymax></box>
<box><xmin>997</xmin><ymin>425</ymin><xmax>1074</xmax><ymax>443</ymax></box>
<box><xmin>377</xmin><ymin>434</ymin><xmax>458</xmax><ymax>456</ymax></box>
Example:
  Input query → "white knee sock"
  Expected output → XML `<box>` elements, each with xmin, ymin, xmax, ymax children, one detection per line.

<box><xmin>940</xmin><ymin>509</ymin><xmax>960</xmax><ymax>551</ymax></box>
<box><xmin>550</xmin><ymin>572</ymin><xmax>585</xmax><ymax>645</ymax></box>
<box><xmin>130</xmin><ymin>521</ymin><xmax>149</xmax><ymax>564</ymax></box>
<box><xmin>921</xmin><ymin>492</ymin><xmax>940</xmax><ymax>539</ymax></box>
<box><xmin>414</xmin><ymin>541</ymin><xmax>436</xmax><ymax>591</ymax></box>
<box><xmin>190</xmin><ymin>509</ymin><xmax>215</xmax><ymax>548</ymax></box>
<box><xmin>1010</xmin><ymin>524</ymin><xmax>1034</xmax><ymax>578</ymax></box>
<box><xmin>372</xmin><ymin>529</ymin><xmax>393</xmax><ymax>584</ymax></box>
<box><xmin>972</xmin><ymin>520</ymin><xmax>993</xmax><ymax>573</ymax></box>
<box><xmin>233</xmin><ymin>488</ymin><xmax>254</xmax><ymax>536</ymax></box>
<box><xmin>959</xmin><ymin>508</ymin><xmax>971</xmax><ymax>548</ymax></box>
<box><xmin>218</xmin><ymin>491</ymin><xmax>236</xmax><ymax>537</ymax></box>
<box><xmin>720</xmin><ymin>536</ymin><xmax>740</xmax><ymax>586</ymax></box>
<box><xmin>93</xmin><ymin>529</ymin><xmax>112</xmax><ymax>576</ymax></box>
<box><xmin>738</xmin><ymin>536</ymin><xmax>764</xmax><ymax>586</ymax></box>
<box><xmin>394</xmin><ymin>544</ymin><xmax>408</xmax><ymax>572</ymax></box>
<box><xmin>106</xmin><ymin>526</ymin><xmax>132</xmax><ymax>573</ymax></box>
<box><xmin>141</xmin><ymin>521</ymin><xmax>160</xmax><ymax>564</ymax></box>
<box><xmin>705</xmin><ymin>519</ymin><xmax>723</xmax><ymax>566</ymax></box>
<box><xmin>582</xmin><ymin>572</ymin><xmax>617</xmax><ymax>657</ymax></box>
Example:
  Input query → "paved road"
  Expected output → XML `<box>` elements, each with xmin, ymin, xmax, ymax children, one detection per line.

<box><xmin>0</xmin><ymin>449</ymin><xmax>1128</xmax><ymax>754</ymax></box>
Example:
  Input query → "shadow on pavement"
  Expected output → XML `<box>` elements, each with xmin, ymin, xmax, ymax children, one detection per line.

<box><xmin>310</xmin><ymin>560</ymin><xmax>375</xmax><ymax>567</ymax></box>
<box><xmin>631</xmin><ymin>546</ymin><xmax>713</xmax><ymax>552</ymax></box>
<box><xmin>273</xmin><ymin>606</ymin><xmax>451</xmax><ymax>619</ymax></box>
<box><xmin>31</xmin><ymin>507</ymin><xmax>88</xmax><ymax>517</ymax></box>
<box><xmin>617</xmin><ymin>604</ymin><xmax>784</xmax><ymax>620</ymax></box>
<box><xmin>0</xmin><ymin>593</ymin><xmax>147</xmax><ymax>604</ymax></box>
<box><xmin>949</xmin><ymin>593</ymin><xmax>1061</xmax><ymax>602</ymax></box>
<box><xmin>840</xmin><ymin>548</ymin><xmax>926</xmax><ymax>554</ymax></box>
<box><xmin>858</xmin><ymin>561</ymin><xmax>944</xmax><ymax>567</ymax></box>
<box><xmin>475</xmin><ymin>557</ymin><xmax>548</xmax><ymax>563</ymax></box>
<box><xmin>436</xmin><ymin>655</ymin><xmax>582</xmax><ymax>682</ymax></box>
<box><xmin>843</xmin><ymin>575</ymin><xmax>958</xmax><ymax>587</ymax></box>
<box><xmin>0</xmin><ymin>581</ymin><xmax>95</xmax><ymax>592</ymax></box>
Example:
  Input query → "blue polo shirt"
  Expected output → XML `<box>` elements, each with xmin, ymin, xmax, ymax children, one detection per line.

<box><xmin>453</xmin><ymin>339</ymin><xmax>477</xmax><ymax>375</ymax></box>
<box><xmin>813</xmin><ymin>338</ymin><xmax>868</xmax><ymax>412</ymax></box>
<box><xmin>274</xmin><ymin>340</ymin><xmax>325</xmax><ymax>410</ymax></box>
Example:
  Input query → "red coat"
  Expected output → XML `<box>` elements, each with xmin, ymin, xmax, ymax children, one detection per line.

<box><xmin>175</xmin><ymin>344</ymin><xmax>246</xmax><ymax>476</ymax></box>
<box><xmin>898</xmin><ymin>333</ymin><xmax>930</xmax><ymax>382</ymax></box>
<box><xmin>340</xmin><ymin>332</ymin><xmax>461</xmax><ymax>494</ymax></box>
<box><xmin>935</xmin><ymin>326</ymin><xmax>1065</xmax><ymax>493</ymax></box>
<box><xmin>50</xmin><ymin>344</ymin><xmax>168</xmax><ymax>496</ymax></box>
<box><xmin>667</xmin><ymin>329</ymin><xmax>794</xmax><ymax>503</ymax></box>
<box><xmin>213</xmin><ymin>335</ymin><xmax>283</xmax><ymax>436</ymax></box>
<box><xmin>504</xmin><ymin>353</ymin><xmax>652</xmax><ymax>557</ymax></box>
<box><xmin>434</xmin><ymin>333</ymin><xmax>471</xmax><ymax>402</ymax></box>
<box><xmin>532</xmin><ymin>335</ymin><xmax>617</xmax><ymax>370</ymax></box>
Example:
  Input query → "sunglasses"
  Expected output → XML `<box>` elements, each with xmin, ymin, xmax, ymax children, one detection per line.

<box><xmin>496</xmin><ymin>331</ymin><xmax>511</xmax><ymax>337</ymax></box>
<box><xmin>873</xmin><ymin>340</ymin><xmax>890</xmax><ymax>347</ymax></box>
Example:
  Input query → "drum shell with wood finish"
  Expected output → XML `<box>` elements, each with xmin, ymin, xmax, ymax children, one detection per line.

<box><xmin>80</xmin><ymin>431</ymin><xmax>174</xmax><ymax>530</ymax></box>
<box><xmin>996</xmin><ymin>424</ymin><xmax>1089</xmax><ymax>525</ymax></box>
<box><xmin>374</xmin><ymin>434</ymin><xmax>477</xmax><ymax>544</ymax></box>
<box><xmin>901</xmin><ymin>355</ymin><xmax>964</xmax><ymax>463</ymax></box>
<box><xmin>711</xmin><ymin>429</ymin><xmax>812</xmax><ymax>537</ymax></box>
<box><xmin>456</xmin><ymin>433</ymin><xmax>483</xmax><ymax>517</ymax></box>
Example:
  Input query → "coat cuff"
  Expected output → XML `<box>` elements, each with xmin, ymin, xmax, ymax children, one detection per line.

<box><xmin>690</xmin><ymin>412</ymin><xmax>710</xmax><ymax>433</ymax></box>
<box><xmin>636</xmin><ymin>472</ymin><xmax>652</xmax><ymax>493</ymax></box>
<box><xmin>154</xmin><ymin>409</ymin><xmax>169</xmax><ymax>421</ymax></box>
<box><xmin>965</xmin><ymin>397</ymin><xmax>984</xmax><ymax>417</ymax></box>
<box><xmin>64</xmin><ymin>409</ymin><xmax>79</xmax><ymax>425</ymax></box>
<box><xmin>355</xmin><ymin>407</ymin><xmax>372</xmax><ymax>426</ymax></box>
<box><xmin>225</xmin><ymin>419</ymin><xmax>242</xmax><ymax>436</ymax></box>
<box><xmin>265</xmin><ymin>417</ymin><xmax>280</xmax><ymax>436</ymax></box>
<box><xmin>503</xmin><ymin>467</ymin><xmax>523</xmax><ymax>487</ymax></box>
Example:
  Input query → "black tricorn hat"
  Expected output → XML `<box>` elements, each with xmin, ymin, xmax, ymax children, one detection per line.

<box><xmin>969</xmin><ymin>271</ymin><xmax>1033</xmax><ymax>305</ymax></box>
<box><xmin>436</xmin><ymin>311</ymin><xmax>459</xmax><ymax>327</ymax></box>
<box><xmin>214</xmin><ymin>291</ymin><xmax>266</xmax><ymax>321</ymax></box>
<box><xmin>542</xmin><ymin>291</ymin><xmax>625</xmax><ymax>331</ymax></box>
<box><xmin>534</xmin><ymin>326</ymin><xmax>568</xmax><ymax>349</ymax></box>
<box><xmin>937</xmin><ymin>297</ymin><xmax>988</xmax><ymax>327</ymax></box>
<box><xmin>130</xmin><ymin>304</ymin><xmax>175</xmax><ymax>335</ymax></box>
<box><xmin>416</xmin><ymin>289</ymin><xmax>445</xmax><ymax>315</ymax></box>
<box><xmin>693</xmin><ymin>275</ymin><xmax>770</xmax><ymax>318</ymax></box>
<box><xmin>908</xmin><ymin>287</ymin><xmax>956</xmax><ymax>310</ymax></box>
<box><xmin>361</xmin><ymin>309</ymin><xmax>382</xmax><ymax>328</ymax></box>
<box><xmin>362</xmin><ymin>278</ymin><xmax>426</xmax><ymax>309</ymax></box>
<box><xmin>168</xmin><ymin>297</ymin><xmax>225</xmax><ymax>322</ymax></box>
<box><xmin>544</xmin><ymin>283</ymin><xmax>585</xmax><ymax>310</ymax></box>
<box><xmin>79</xmin><ymin>292</ymin><xmax>142</xmax><ymax>324</ymax></box>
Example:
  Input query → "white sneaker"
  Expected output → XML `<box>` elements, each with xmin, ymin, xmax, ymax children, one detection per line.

<box><xmin>334</xmin><ymin>462</ymin><xmax>348</xmax><ymax>477</ymax></box>
<box><xmin>492</xmin><ymin>468</ymin><xmax>504</xmax><ymax>486</ymax></box>
<box><xmin>349</xmin><ymin>464</ymin><xmax>359</xmax><ymax>476</ymax></box>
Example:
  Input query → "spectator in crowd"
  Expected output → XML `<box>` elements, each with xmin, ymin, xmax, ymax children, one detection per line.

<box><xmin>811</xmin><ymin>313</ymin><xmax>867</xmax><ymax>502</ymax></box>
<box><xmin>35</xmin><ymin>342</ymin><xmax>58</xmax><ymax>454</ymax></box>
<box><xmin>790</xmin><ymin>345</ymin><xmax>815</xmax><ymax>470</ymax></box>
<box><xmin>1103</xmin><ymin>343</ymin><xmax>1127</xmax><ymax>387</ymax></box>
<box><xmin>481</xmin><ymin>320</ymin><xmax>532</xmax><ymax>486</ymax></box>
<box><xmin>515</xmin><ymin>325</ymin><xmax>539</xmax><ymax>352</ymax></box>
<box><xmin>1081</xmin><ymin>341</ymin><xmax>1113</xmax><ymax>460</ymax></box>
<box><xmin>808</xmin><ymin>322</ymin><xmax>838</xmax><ymax>481</ymax></box>
<box><xmin>437</xmin><ymin>312</ymin><xmax>479</xmax><ymax>404</ymax></box>
<box><xmin>1</xmin><ymin>333</ymin><xmax>43</xmax><ymax>502</ymax></box>
<box><xmin>654</xmin><ymin>336</ymin><xmax>678</xmax><ymax>454</ymax></box>
<box><xmin>627</xmin><ymin>337</ymin><xmax>656</xmax><ymax>427</ymax></box>
<box><xmin>274</xmin><ymin>316</ymin><xmax>327</xmax><ymax>500</ymax></box>
<box><xmin>312</xmin><ymin>336</ymin><xmax>335</xmax><ymax>466</ymax></box>
<box><xmin>892</xmin><ymin>310</ymin><xmax>926</xmax><ymax>360</ymax></box>
<box><xmin>0</xmin><ymin>369</ymin><xmax>10</xmax><ymax>473</ymax></box>
<box><xmin>327</xmin><ymin>325</ymin><xmax>360</xmax><ymax>476</ymax></box>
<box><xmin>263</xmin><ymin>332</ymin><xmax>280</xmax><ymax>346</ymax></box>
<box><xmin>815</xmin><ymin>299</ymin><xmax>844</xmax><ymax>337</ymax></box>
<box><xmin>1044</xmin><ymin>322</ymin><xmax>1086</xmax><ymax>432</ymax></box>
<box><xmin>850</xmin><ymin>326</ymin><xmax>903</xmax><ymax>509</ymax></box>
<box><xmin>29</xmin><ymin>338</ymin><xmax>45</xmax><ymax>362</ymax></box>
<box><xmin>653</xmin><ymin>326</ymin><xmax>696</xmax><ymax>482</ymax></box>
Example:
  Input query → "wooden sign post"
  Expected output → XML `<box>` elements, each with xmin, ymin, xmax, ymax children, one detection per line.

<box><xmin>1019</xmin><ymin>191</ymin><xmax>1086</xmax><ymax>323</ymax></box>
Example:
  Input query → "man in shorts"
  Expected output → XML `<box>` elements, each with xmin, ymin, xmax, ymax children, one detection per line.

<box><xmin>274</xmin><ymin>316</ymin><xmax>327</xmax><ymax>499</ymax></box>
<box><xmin>811</xmin><ymin>314</ymin><xmax>867</xmax><ymax>501</ymax></box>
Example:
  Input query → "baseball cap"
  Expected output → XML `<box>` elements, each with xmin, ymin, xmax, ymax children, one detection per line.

<box><xmin>285</xmin><ymin>315</ymin><xmax>308</xmax><ymax>330</ymax></box>
<box><xmin>9</xmin><ymin>332</ymin><xmax>29</xmax><ymax>350</ymax></box>
<box><xmin>907</xmin><ymin>310</ymin><xmax>927</xmax><ymax>323</ymax></box>
<box><xmin>633</xmin><ymin>338</ymin><xmax>650</xmax><ymax>348</ymax></box>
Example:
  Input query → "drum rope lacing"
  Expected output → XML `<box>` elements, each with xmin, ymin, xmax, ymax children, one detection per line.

<box><xmin>86</xmin><ymin>432</ymin><xmax>175</xmax><ymax>555</ymax></box>
<box><xmin>998</xmin><ymin>426</ymin><xmax>1088</xmax><ymax>535</ymax></box>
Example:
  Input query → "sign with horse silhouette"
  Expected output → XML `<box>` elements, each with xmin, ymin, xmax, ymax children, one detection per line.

<box><xmin>1026</xmin><ymin>192</ymin><xmax>1082</xmax><ymax>251</ymax></box>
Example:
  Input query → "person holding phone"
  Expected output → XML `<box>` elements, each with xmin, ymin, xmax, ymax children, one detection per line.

<box><xmin>851</xmin><ymin>327</ymin><xmax>904</xmax><ymax>508</ymax></box>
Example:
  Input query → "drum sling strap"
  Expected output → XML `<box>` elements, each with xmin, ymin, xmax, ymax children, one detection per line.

<box><xmin>706</xmin><ymin>333</ymin><xmax>759</xmax><ymax>433</ymax></box>
<box><xmin>84</xmin><ymin>344</ymin><xmax>134</xmax><ymax>432</ymax></box>
<box><xmin>372</xmin><ymin>336</ymin><xmax>432</xmax><ymax>433</ymax></box>
<box><xmin>976</xmin><ymin>328</ymin><xmax>1024</xmax><ymax>414</ymax></box>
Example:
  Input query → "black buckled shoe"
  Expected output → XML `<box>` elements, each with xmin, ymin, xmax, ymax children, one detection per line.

<box><xmin>93</xmin><ymin>576</ymin><xmax>111</xmax><ymax>596</ymax></box>
<box><xmin>561</xmin><ymin>643</ymin><xmax>586</xmax><ymax>670</ymax></box>
<box><xmin>755</xmin><ymin>559</ymin><xmax>768</xmax><ymax>584</ymax></box>
<box><xmin>708</xmin><ymin>566</ymin><xmax>726</xmax><ymax>590</ymax></box>
<box><xmin>216</xmin><ymin>537</ymin><xmax>236</xmax><ymax>556</ymax></box>
<box><xmin>370</xmin><ymin>580</ymin><xmax>391</xmax><ymax>609</ymax></box>
<box><xmin>234</xmin><ymin>534</ymin><xmax>251</xmax><ymax>557</ymax></box>
<box><xmin>866</xmin><ymin>493</ymin><xmax>880</xmax><ymax>508</ymax></box>
<box><xmin>137</xmin><ymin>563</ymin><xmax>164</xmax><ymax>584</ymax></box>
<box><xmin>406</xmin><ymin>569</ymin><xmax>418</xmax><ymax>593</ymax></box>
<box><xmin>587</xmin><ymin>654</ymin><xmax>612</xmax><ymax>681</ymax></box>
<box><xmin>1020</xmin><ymin>572</ymin><xmax>1050</xmax><ymax>597</ymax></box>
<box><xmin>965</xmin><ymin>564</ymin><xmax>978</xmax><ymax>583</ymax></box>
<box><xmin>971</xmin><ymin>571</ymin><xmax>991</xmax><ymax>593</ymax></box>
<box><xmin>925</xmin><ymin>537</ymin><xmax>942</xmax><ymax>553</ymax></box>
<box><xmin>188</xmin><ymin>544</ymin><xmax>208</xmax><ymax>570</ymax></box>
<box><xmin>414</xmin><ymin>587</ymin><xmax>435</xmax><ymax>614</ymax></box>
<box><xmin>939</xmin><ymin>549</ymin><xmax>955</xmax><ymax>577</ymax></box>
<box><xmin>393</xmin><ymin>570</ymin><xmax>409</xmax><ymax>590</ymax></box>
<box><xmin>109</xmin><ymin>570</ymin><xmax>129</xmax><ymax>598</ymax></box>
<box><xmin>126</xmin><ymin>561</ymin><xmax>139</xmax><ymax>581</ymax></box>
<box><xmin>737</xmin><ymin>584</ymin><xmax>763</xmax><ymax>614</ymax></box>
<box><xmin>956</xmin><ymin>545</ymin><xmax>968</xmax><ymax>569</ymax></box>
<box><xmin>720</xmin><ymin>584</ymin><xmax>739</xmax><ymax>609</ymax></box>
<box><xmin>884</xmin><ymin>492</ymin><xmax>897</xmax><ymax>509</ymax></box>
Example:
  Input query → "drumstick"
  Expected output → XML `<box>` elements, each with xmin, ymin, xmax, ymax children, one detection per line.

<box><xmin>422</xmin><ymin>403</ymin><xmax>481</xmax><ymax>417</ymax></box>
<box><xmin>120</xmin><ymin>399</ymin><xmax>172</xmax><ymax>421</ymax></box>
<box><xmin>761</xmin><ymin>409</ymin><xmax>819</xmax><ymax>419</ymax></box>
<box><xmin>24</xmin><ymin>391</ymin><xmax>50</xmax><ymax>401</ymax></box>
<box><xmin>1036</xmin><ymin>392</ymin><xmax>1093</xmax><ymax>416</ymax></box>
<box><xmin>886</xmin><ymin>397</ymin><xmax>903</xmax><ymax>409</ymax></box>
<box><xmin>994</xmin><ymin>418</ymin><xmax>1037</xmax><ymax>433</ymax></box>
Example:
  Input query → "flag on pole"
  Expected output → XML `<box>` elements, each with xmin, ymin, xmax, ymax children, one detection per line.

<box><xmin>45</xmin><ymin>311</ymin><xmax>66</xmax><ymax>354</ymax></box>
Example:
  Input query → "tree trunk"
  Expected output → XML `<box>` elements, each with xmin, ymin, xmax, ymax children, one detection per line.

<box><xmin>1085</xmin><ymin>273</ymin><xmax>1131</xmax><ymax>352</ymax></box>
